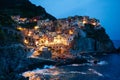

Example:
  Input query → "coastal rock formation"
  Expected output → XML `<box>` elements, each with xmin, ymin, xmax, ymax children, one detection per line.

<box><xmin>72</xmin><ymin>24</ymin><xmax>115</xmax><ymax>53</ymax></box>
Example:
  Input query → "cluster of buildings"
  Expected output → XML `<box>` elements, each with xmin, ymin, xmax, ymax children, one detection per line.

<box><xmin>11</xmin><ymin>15</ymin><xmax>41</xmax><ymax>24</ymax></box>
<box><xmin>16</xmin><ymin>15</ymin><xmax>102</xmax><ymax>59</ymax></box>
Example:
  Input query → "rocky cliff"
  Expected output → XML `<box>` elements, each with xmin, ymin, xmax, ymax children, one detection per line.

<box><xmin>72</xmin><ymin>24</ymin><xmax>115</xmax><ymax>53</ymax></box>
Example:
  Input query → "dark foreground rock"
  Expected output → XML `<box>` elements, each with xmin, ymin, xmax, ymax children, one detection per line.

<box><xmin>0</xmin><ymin>47</ymin><xmax>26</xmax><ymax>80</ymax></box>
<box><xmin>55</xmin><ymin>57</ymin><xmax>88</xmax><ymax>66</ymax></box>
<box><xmin>17</xmin><ymin>57</ymin><xmax>88</xmax><ymax>72</ymax></box>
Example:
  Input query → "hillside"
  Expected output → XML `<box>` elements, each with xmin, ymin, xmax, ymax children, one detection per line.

<box><xmin>0</xmin><ymin>0</ymin><xmax>56</xmax><ymax>20</ymax></box>
<box><xmin>0</xmin><ymin>1</ymin><xmax>117</xmax><ymax>80</ymax></box>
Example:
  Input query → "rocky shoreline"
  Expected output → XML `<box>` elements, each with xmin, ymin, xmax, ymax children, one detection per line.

<box><xmin>18</xmin><ymin>50</ymin><xmax>119</xmax><ymax>72</ymax></box>
<box><xmin>0</xmin><ymin>45</ymin><xmax>119</xmax><ymax>80</ymax></box>
<box><xmin>18</xmin><ymin>52</ymin><xmax>120</xmax><ymax>80</ymax></box>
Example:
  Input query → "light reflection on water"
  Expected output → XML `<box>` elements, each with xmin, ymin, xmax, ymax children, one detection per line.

<box><xmin>22</xmin><ymin>54</ymin><xmax>120</xmax><ymax>80</ymax></box>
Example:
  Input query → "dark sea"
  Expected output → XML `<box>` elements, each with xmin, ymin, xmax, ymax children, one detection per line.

<box><xmin>23</xmin><ymin>40</ymin><xmax>120</xmax><ymax>80</ymax></box>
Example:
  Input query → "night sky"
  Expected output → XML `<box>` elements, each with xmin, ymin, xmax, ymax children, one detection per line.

<box><xmin>30</xmin><ymin>0</ymin><xmax>120</xmax><ymax>40</ymax></box>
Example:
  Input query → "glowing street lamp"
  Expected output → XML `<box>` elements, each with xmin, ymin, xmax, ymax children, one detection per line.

<box><xmin>83</xmin><ymin>20</ymin><xmax>87</xmax><ymax>24</ymax></box>
<box><xmin>24</xmin><ymin>39</ymin><xmax>29</xmax><ymax>44</ymax></box>
<box><xmin>69</xmin><ymin>30</ymin><xmax>74</xmax><ymax>35</ymax></box>
<box><xmin>35</xmin><ymin>41</ymin><xmax>39</xmax><ymax>45</ymax></box>
<box><xmin>17</xmin><ymin>27</ymin><xmax>23</xmax><ymax>31</ymax></box>
<box><xmin>92</xmin><ymin>22</ymin><xmax>97</xmax><ymax>26</ymax></box>
<box><xmin>28</xmin><ymin>31</ymin><xmax>32</xmax><ymax>36</ymax></box>
<box><xmin>34</xmin><ymin>26</ymin><xmax>39</xmax><ymax>30</ymax></box>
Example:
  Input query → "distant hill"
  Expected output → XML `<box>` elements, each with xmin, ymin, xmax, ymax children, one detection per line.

<box><xmin>0</xmin><ymin>0</ymin><xmax>56</xmax><ymax>20</ymax></box>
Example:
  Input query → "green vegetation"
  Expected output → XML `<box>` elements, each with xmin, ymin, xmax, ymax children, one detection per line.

<box><xmin>0</xmin><ymin>14</ymin><xmax>15</xmax><ymax>26</ymax></box>
<box><xmin>19</xmin><ymin>22</ymin><xmax>37</xmax><ymax>29</ymax></box>
<box><xmin>0</xmin><ymin>0</ymin><xmax>56</xmax><ymax>20</ymax></box>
